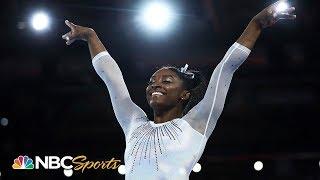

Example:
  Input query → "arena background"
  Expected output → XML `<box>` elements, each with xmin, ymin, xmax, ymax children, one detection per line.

<box><xmin>0</xmin><ymin>0</ymin><xmax>319</xmax><ymax>179</ymax></box>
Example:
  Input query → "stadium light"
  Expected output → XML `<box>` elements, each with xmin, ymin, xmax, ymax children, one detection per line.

<box><xmin>0</xmin><ymin>117</ymin><xmax>8</xmax><ymax>126</ymax></box>
<box><xmin>139</xmin><ymin>2</ymin><xmax>174</xmax><ymax>32</ymax></box>
<box><xmin>31</xmin><ymin>11</ymin><xmax>50</xmax><ymax>31</ymax></box>
<box><xmin>254</xmin><ymin>161</ymin><xmax>263</xmax><ymax>171</ymax></box>
<box><xmin>118</xmin><ymin>165</ymin><xmax>126</xmax><ymax>175</ymax></box>
<box><xmin>275</xmin><ymin>1</ymin><xmax>289</xmax><ymax>13</ymax></box>
<box><xmin>192</xmin><ymin>163</ymin><xmax>201</xmax><ymax>173</ymax></box>
<box><xmin>63</xmin><ymin>169</ymin><xmax>73</xmax><ymax>177</ymax></box>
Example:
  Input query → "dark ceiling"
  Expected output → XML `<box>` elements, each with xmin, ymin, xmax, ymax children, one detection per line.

<box><xmin>0</xmin><ymin>0</ymin><xmax>319</xmax><ymax>179</ymax></box>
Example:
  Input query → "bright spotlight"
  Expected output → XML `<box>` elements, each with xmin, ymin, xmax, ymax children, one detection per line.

<box><xmin>0</xmin><ymin>117</ymin><xmax>8</xmax><ymax>126</ymax></box>
<box><xmin>192</xmin><ymin>163</ymin><xmax>201</xmax><ymax>173</ymax></box>
<box><xmin>63</xmin><ymin>169</ymin><xmax>73</xmax><ymax>177</ymax></box>
<box><xmin>118</xmin><ymin>165</ymin><xmax>126</xmax><ymax>175</ymax></box>
<box><xmin>31</xmin><ymin>11</ymin><xmax>50</xmax><ymax>31</ymax></box>
<box><xmin>275</xmin><ymin>1</ymin><xmax>289</xmax><ymax>13</ymax></box>
<box><xmin>139</xmin><ymin>2</ymin><xmax>174</xmax><ymax>32</ymax></box>
<box><xmin>254</xmin><ymin>161</ymin><xmax>263</xmax><ymax>171</ymax></box>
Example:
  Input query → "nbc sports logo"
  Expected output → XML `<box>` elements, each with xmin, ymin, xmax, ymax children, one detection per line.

<box><xmin>12</xmin><ymin>155</ymin><xmax>72</xmax><ymax>170</ymax></box>
<box><xmin>11</xmin><ymin>155</ymin><xmax>74</xmax><ymax>176</ymax></box>
<box><xmin>11</xmin><ymin>154</ymin><xmax>121</xmax><ymax>177</ymax></box>
<box><xmin>12</xmin><ymin>155</ymin><xmax>34</xmax><ymax>169</ymax></box>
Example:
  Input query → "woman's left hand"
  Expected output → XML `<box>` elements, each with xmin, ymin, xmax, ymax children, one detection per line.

<box><xmin>253</xmin><ymin>0</ymin><xmax>296</xmax><ymax>29</ymax></box>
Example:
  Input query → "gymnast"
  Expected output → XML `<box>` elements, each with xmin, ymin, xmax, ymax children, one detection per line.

<box><xmin>62</xmin><ymin>1</ymin><xmax>295</xmax><ymax>179</ymax></box>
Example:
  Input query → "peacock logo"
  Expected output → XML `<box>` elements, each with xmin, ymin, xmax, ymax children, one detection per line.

<box><xmin>12</xmin><ymin>155</ymin><xmax>34</xmax><ymax>169</ymax></box>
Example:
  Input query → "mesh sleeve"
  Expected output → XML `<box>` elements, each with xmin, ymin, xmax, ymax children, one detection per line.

<box><xmin>92</xmin><ymin>51</ymin><xmax>147</xmax><ymax>137</ymax></box>
<box><xmin>183</xmin><ymin>42</ymin><xmax>251</xmax><ymax>138</ymax></box>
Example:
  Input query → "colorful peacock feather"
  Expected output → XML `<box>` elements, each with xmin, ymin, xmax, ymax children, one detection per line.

<box><xmin>12</xmin><ymin>155</ymin><xmax>34</xmax><ymax>169</ymax></box>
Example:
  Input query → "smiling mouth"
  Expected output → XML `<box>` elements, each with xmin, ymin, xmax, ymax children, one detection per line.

<box><xmin>151</xmin><ymin>92</ymin><xmax>164</xmax><ymax>96</ymax></box>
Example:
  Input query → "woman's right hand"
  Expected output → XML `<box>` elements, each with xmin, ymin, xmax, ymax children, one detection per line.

<box><xmin>62</xmin><ymin>20</ymin><xmax>95</xmax><ymax>45</ymax></box>
<box><xmin>252</xmin><ymin>0</ymin><xmax>296</xmax><ymax>29</ymax></box>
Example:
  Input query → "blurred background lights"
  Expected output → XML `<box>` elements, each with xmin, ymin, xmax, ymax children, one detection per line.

<box><xmin>31</xmin><ymin>11</ymin><xmax>50</xmax><ymax>31</ymax></box>
<box><xmin>63</xmin><ymin>169</ymin><xmax>73</xmax><ymax>177</ymax></box>
<box><xmin>192</xmin><ymin>163</ymin><xmax>201</xmax><ymax>173</ymax></box>
<box><xmin>1</xmin><ymin>117</ymin><xmax>8</xmax><ymax>126</ymax></box>
<box><xmin>275</xmin><ymin>1</ymin><xmax>289</xmax><ymax>13</ymax></box>
<box><xmin>254</xmin><ymin>161</ymin><xmax>264</xmax><ymax>171</ymax></box>
<box><xmin>118</xmin><ymin>165</ymin><xmax>126</xmax><ymax>175</ymax></box>
<box><xmin>17</xmin><ymin>21</ymin><xmax>27</xmax><ymax>30</ymax></box>
<box><xmin>139</xmin><ymin>2</ymin><xmax>174</xmax><ymax>32</ymax></box>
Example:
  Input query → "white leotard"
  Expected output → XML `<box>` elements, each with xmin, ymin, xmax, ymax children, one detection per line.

<box><xmin>92</xmin><ymin>42</ymin><xmax>250</xmax><ymax>180</ymax></box>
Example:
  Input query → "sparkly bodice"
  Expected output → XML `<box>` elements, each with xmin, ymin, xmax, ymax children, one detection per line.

<box><xmin>92</xmin><ymin>43</ymin><xmax>251</xmax><ymax>180</ymax></box>
<box><xmin>124</xmin><ymin>118</ymin><xmax>207</xmax><ymax>180</ymax></box>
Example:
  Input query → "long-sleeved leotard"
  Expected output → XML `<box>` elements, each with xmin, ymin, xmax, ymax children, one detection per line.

<box><xmin>92</xmin><ymin>42</ymin><xmax>250</xmax><ymax>180</ymax></box>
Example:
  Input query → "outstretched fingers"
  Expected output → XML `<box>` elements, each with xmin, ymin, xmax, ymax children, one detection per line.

<box><xmin>62</xmin><ymin>31</ymin><xmax>73</xmax><ymax>45</ymax></box>
<box><xmin>65</xmin><ymin>20</ymin><xmax>76</xmax><ymax>31</ymax></box>
<box><xmin>277</xmin><ymin>12</ymin><xmax>296</xmax><ymax>20</ymax></box>
<box><xmin>286</xmin><ymin>7</ymin><xmax>295</xmax><ymax>14</ymax></box>
<box><xmin>62</xmin><ymin>32</ymin><xmax>71</xmax><ymax>41</ymax></box>
<box><xmin>62</xmin><ymin>20</ymin><xmax>78</xmax><ymax>45</ymax></box>
<box><xmin>276</xmin><ymin>6</ymin><xmax>296</xmax><ymax>20</ymax></box>
<box><xmin>257</xmin><ymin>0</ymin><xmax>296</xmax><ymax>28</ymax></box>
<box><xmin>66</xmin><ymin>38</ymin><xmax>76</xmax><ymax>45</ymax></box>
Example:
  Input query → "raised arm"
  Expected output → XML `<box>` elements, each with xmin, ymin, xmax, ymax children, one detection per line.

<box><xmin>62</xmin><ymin>21</ymin><xmax>147</xmax><ymax>136</ymax></box>
<box><xmin>237</xmin><ymin>0</ymin><xmax>295</xmax><ymax>50</ymax></box>
<box><xmin>183</xmin><ymin>1</ymin><xmax>296</xmax><ymax>138</ymax></box>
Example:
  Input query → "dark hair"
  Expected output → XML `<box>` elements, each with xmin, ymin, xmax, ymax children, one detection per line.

<box><xmin>162</xmin><ymin>66</ymin><xmax>208</xmax><ymax>115</ymax></box>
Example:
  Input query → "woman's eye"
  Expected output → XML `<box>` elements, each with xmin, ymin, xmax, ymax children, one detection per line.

<box><xmin>163</xmin><ymin>80</ymin><xmax>172</xmax><ymax>83</ymax></box>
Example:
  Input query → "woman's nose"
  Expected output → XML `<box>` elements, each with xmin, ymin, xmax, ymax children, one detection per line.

<box><xmin>151</xmin><ymin>82</ymin><xmax>161</xmax><ymax>88</ymax></box>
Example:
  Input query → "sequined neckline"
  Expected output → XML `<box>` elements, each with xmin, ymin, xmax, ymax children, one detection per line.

<box><xmin>149</xmin><ymin>118</ymin><xmax>180</xmax><ymax>127</ymax></box>
<box><xmin>127</xmin><ymin>118</ymin><xmax>183</xmax><ymax>173</ymax></box>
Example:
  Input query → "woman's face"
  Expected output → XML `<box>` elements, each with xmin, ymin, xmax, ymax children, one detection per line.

<box><xmin>146</xmin><ymin>68</ymin><xmax>189</xmax><ymax>111</ymax></box>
